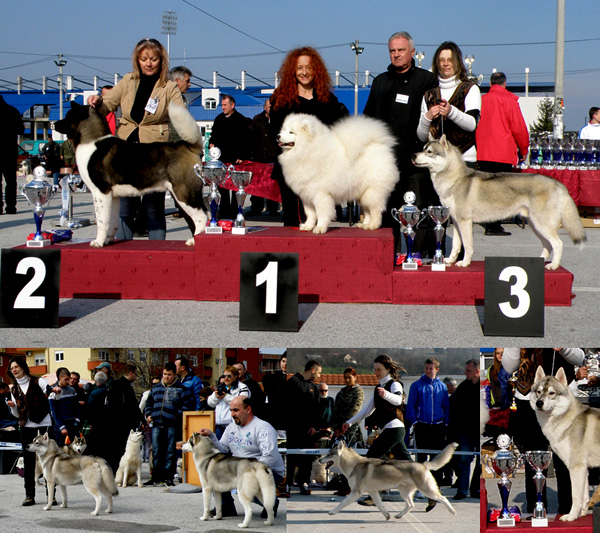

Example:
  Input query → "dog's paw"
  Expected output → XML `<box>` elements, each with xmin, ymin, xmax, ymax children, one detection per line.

<box><xmin>43</xmin><ymin>505</ymin><xmax>51</xmax><ymax>511</ymax></box>
<box><xmin>328</xmin><ymin>511</ymin><xmax>335</xmax><ymax>516</ymax></box>
<box><xmin>560</xmin><ymin>513</ymin><xmax>579</xmax><ymax>522</ymax></box>
<box><xmin>90</xmin><ymin>510</ymin><xmax>99</xmax><ymax>516</ymax></box>
<box><xmin>60</xmin><ymin>502</ymin><xmax>67</xmax><ymax>508</ymax></box>
<box><xmin>455</xmin><ymin>260</ymin><xmax>471</xmax><ymax>268</ymax></box>
<box><xmin>545</xmin><ymin>263</ymin><xmax>559</xmax><ymax>270</ymax></box>
<box><xmin>384</xmin><ymin>512</ymin><xmax>391</xmax><ymax>521</ymax></box>
<box><xmin>200</xmin><ymin>515</ymin><xmax>210</xmax><ymax>521</ymax></box>
<box><xmin>299</xmin><ymin>223</ymin><xmax>313</xmax><ymax>232</ymax></box>
<box><xmin>237</xmin><ymin>523</ymin><xmax>248</xmax><ymax>528</ymax></box>
<box><xmin>443</xmin><ymin>258</ymin><xmax>455</xmax><ymax>265</ymax></box>
<box><xmin>90</xmin><ymin>240</ymin><xmax>104</xmax><ymax>248</ymax></box>
<box><xmin>312</xmin><ymin>226</ymin><xmax>328</xmax><ymax>234</ymax></box>
<box><xmin>185</xmin><ymin>237</ymin><xmax>195</xmax><ymax>246</ymax></box>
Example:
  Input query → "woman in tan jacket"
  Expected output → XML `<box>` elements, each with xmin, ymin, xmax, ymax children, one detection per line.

<box><xmin>87</xmin><ymin>38</ymin><xmax>184</xmax><ymax>240</ymax></box>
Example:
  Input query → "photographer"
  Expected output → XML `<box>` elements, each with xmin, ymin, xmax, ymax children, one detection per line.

<box><xmin>207</xmin><ymin>365</ymin><xmax>249</xmax><ymax>438</ymax></box>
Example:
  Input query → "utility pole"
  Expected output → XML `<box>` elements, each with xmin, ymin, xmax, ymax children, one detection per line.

<box><xmin>553</xmin><ymin>0</ymin><xmax>565</xmax><ymax>139</ymax></box>
<box><xmin>54</xmin><ymin>54</ymin><xmax>67</xmax><ymax>120</ymax></box>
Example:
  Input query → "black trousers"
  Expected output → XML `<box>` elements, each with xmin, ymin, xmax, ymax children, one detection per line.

<box><xmin>0</xmin><ymin>158</ymin><xmax>17</xmax><ymax>212</ymax></box>
<box><xmin>367</xmin><ymin>426</ymin><xmax>412</xmax><ymax>461</ymax></box>
<box><xmin>413</xmin><ymin>422</ymin><xmax>447</xmax><ymax>484</ymax></box>
<box><xmin>19</xmin><ymin>425</ymin><xmax>53</xmax><ymax>499</ymax></box>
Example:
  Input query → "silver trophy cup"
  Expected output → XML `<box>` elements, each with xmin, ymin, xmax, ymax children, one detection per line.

<box><xmin>230</xmin><ymin>170</ymin><xmax>253</xmax><ymax>235</ymax></box>
<box><xmin>524</xmin><ymin>450</ymin><xmax>552</xmax><ymax>527</ymax></box>
<box><xmin>391</xmin><ymin>191</ymin><xmax>423</xmax><ymax>270</ymax></box>
<box><xmin>193</xmin><ymin>159</ymin><xmax>233</xmax><ymax>234</ymax></box>
<box><xmin>427</xmin><ymin>206</ymin><xmax>450</xmax><ymax>271</ymax></box>
<box><xmin>483</xmin><ymin>434</ymin><xmax>523</xmax><ymax>527</ymax></box>
<box><xmin>21</xmin><ymin>166</ymin><xmax>56</xmax><ymax>247</ymax></box>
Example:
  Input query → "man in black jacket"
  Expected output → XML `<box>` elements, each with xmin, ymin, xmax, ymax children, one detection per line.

<box><xmin>0</xmin><ymin>95</ymin><xmax>24</xmax><ymax>214</ymax></box>
<box><xmin>363</xmin><ymin>31</ymin><xmax>438</xmax><ymax>258</ymax></box>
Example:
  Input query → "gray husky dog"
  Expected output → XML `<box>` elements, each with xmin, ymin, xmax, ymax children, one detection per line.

<box><xmin>413</xmin><ymin>135</ymin><xmax>586</xmax><ymax>269</ymax></box>
<box><xmin>182</xmin><ymin>432</ymin><xmax>276</xmax><ymax>528</ymax></box>
<box><xmin>531</xmin><ymin>366</ymin><xmax>600</xmax><ymax>521</ymax></box>
<box><xmin>318</xmin><ymin>441</ymin><xmax>457</xmax><ymax>521</ymax></box>
<box><xmin>27</xmin><ymin>432</ymin><xmax>118</xmax><ymax>516</ymax></box>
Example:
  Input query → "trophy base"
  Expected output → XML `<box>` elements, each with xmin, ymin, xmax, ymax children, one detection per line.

<box><xmin>431</xmin><ymin>263</ymin><xmax>446</xmax><ymax>272</ymax></box>
<box><xmin>531</xmin><ymin>518</ymin><xmax>548</xmax><ymax>527</ymax></box>
<box><xmin>206</xmin><ymin>226</ymin><xmax>223</xmax><ymax>234</ymax></box>
<box><xmin>232</xmin><ymin>227</ymin><xmax>248</xmax><ymax>235</ymax></box>
<box><xmin>497</xmin><ymin>517</ymin><xmax>516</xmax><ymax>527</ymax></box>
<box><xmin>402</xmin><ymin>262</ymin><xmax>419</xmax><ymax>271</ymax></box>
<box><xmin>27</xmin><ymin>239</ymin><xmax>52</xmax><ymax>248</ymax></box>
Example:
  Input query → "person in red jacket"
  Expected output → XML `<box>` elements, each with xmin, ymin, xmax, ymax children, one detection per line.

<box><xmin>476</xmin><ymin>72</ymin><xmax>529</xmax><ymax>236</ymax></box>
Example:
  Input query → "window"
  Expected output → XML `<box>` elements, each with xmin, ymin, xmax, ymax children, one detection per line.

<box><xmin>189</xmin><ymin>356</ymin><xmax>198</xmax><ymax>367</ymax></box>
<box><xmin>35</xmin><ymin>354</ymin><xmax>46</xmax><ymax>366</ymax></box>
<box><xmin>114</xmin><ymin>351</ymin><xmax>120</xmax><ymax>363</ymax></box>
<box><xmin>140</xmin><ymin>351</ymin><xmax>147</xmax><ymax>362</ymax></box>
<box><xmin>128</xmin><ymin>350</ymin><xmax>135</xmax><ymax>362</ymax></box>
<box><xmin>98</xmin><ymin>350</ymin><xmax>109</xmax><ymax>362</ymax></box>
<box><xmin>55</xmin><ymin>351</ymin><xmax>64</xmax><ymax>362</ymax></box>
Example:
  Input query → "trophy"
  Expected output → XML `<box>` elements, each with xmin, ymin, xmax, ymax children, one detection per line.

<box><xmin>193</xmin><ymin>148</ymin><xmax>233</xmax><ymax>234</ymax></box>
<box><xmin>483</xmin><ymin>434</ymin><xmax>523</xmax><ymax>527</ymax></box>
<box><xmin>391</xmin><ymin>191</ymin><xmax>423</xmax><ymax>270</ymax></box>
<box><xmin>53</xmin><ymin>168</ymin><xmax>90</xmax><ymax>229</ymax></box>
<box><xmin>230</xmin><ymin>170</ymin><xmax>253</xmax><ymax>235</ymax></box>
<box><xmin>508</xmin><ymin>372</ymin><xmax>518</xmax><ymax>411</ymax></box>
<box><xmin>21</xmin><ymin>166</ymin><xmax>56</xmax><ymax>247</ymax></box>
<box><xmin>524</xmin><ymin>450</ymin><xmax>553</xmax><ymax>527</ymax></box>
<box><xmin>427</xmin><ymin>206</ymin><xmax>450</xmax><ymax>271</ymax></box>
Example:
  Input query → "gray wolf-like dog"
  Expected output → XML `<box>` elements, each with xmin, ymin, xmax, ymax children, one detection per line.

<box><xmin>277</xmin><ymin>113</ymin><xmax>398</xmax><ymax>234</ymax></box>
<box><xmin>531</xmin><ymin>366</ymin><xmax>600</xmax><ymax>520</ymax></box>
<box><xmin>27</xmin><ymin>432</ymin><xmax>118</xmax><ymax>516</ymax></box>
<box><xmin>115</xmin><ymin>429</ymin><xmax>144</xmax><ymax>488</ymax></box>
<box><xmin>54</xmin><ymin>101</ymin><xmax>207</xmax><ymax>248</ymax></box>
<box><xmin>36</xmin><ymin>433</ymin><xmax>87</xmax><ymax>485</ymax></box>
<box><xmin>318</xmin><ymin>441</ymin><xmax>457</xmax><ymax>520</ymax></box>
<box><xmin>413</xmin><ymin>135</ymin><xmax>586</xmax><ymax>269</ymax></box>
<box><xmin>182</xmin><ymin>432</ymin><xmax>277</xmax><ymax>528</ymax></box>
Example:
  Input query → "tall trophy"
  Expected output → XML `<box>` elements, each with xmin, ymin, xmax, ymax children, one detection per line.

<box><xmin>427</xmin><ymin>206</ymin><xmax>450</xmax><ymax>271</ymax></box>
<box><xmin>21</xmin><ymin>166</ymin><xmax>56</xmax><ymax>247</ymax></box>
<box><xmin>483</xmin><ymin>434</ymin><xmax>523</xmax><ymax>527</ymax></box>
<box><xmin>524</xmin><ymin>450</ymin><xmax>552</xmax><ymax>527</ymax></box>
<box><xmin>193</xmin><ymin>148</ymin><xmax>233</xmax><ymax>234</ymax></box>
<box><xmin>53</xmin><ymin>168</ymin><xmax>90</xmax><ymax>229</ymax></box>
<box><xmin>230</xmin><ymin>170</ymin><xmax>253</xmax><ymax>235</ymax></box>
<box><xmin>391</xmin><ymin>191</ymin><xmax>423</xmax><ymax>270</ymax></box>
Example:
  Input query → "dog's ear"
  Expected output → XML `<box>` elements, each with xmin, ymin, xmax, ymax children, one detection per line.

<box><xmin>43</xmin><ymin>432</ymin><xmax>49</xmax><ymax>441</ymax></box>
<box><xmin>534</xmin><ymin>366</ymin><xmax>546</xmax><ymax>383</ymax></box>
<box><xmin>555</xmin><ymin>367</ymin><xmax>568</xmax><ymax>386</ymax></box>
<box><xmin>428</xmin><ymin>132</ymin><xmax>436</xmax><ymax>143</ymax></box>
<box><xmin>337</xmin><ymin>441</ymin><xmax>346</xmax><ymax>450</ymax></box>
<box><xmin>439</xmin><ymin>134</ymin><xmax>448</xmax><ymax>149</ymax></box>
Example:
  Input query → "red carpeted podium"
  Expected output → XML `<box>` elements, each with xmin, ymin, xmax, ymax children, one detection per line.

<box><xmin>54</xmin><ymin>227</ymin><xmax>574</xmax><ymax>305</ymax></box>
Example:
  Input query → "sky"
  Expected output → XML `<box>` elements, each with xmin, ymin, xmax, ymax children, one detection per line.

<box><xmin>1</xmin><ymin>0</ymin><xmax>598</xmax><ymax>131</ymax></box>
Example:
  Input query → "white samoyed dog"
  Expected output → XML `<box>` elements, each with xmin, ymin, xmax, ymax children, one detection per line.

<box><xmin>277</xmin><ymin>113</ymin><xmax>398</xmax><ymax>234</ymax></box>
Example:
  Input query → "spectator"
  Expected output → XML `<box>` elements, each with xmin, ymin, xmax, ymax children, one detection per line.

<box><xmin>449</xmin><ymin>359</ymin><xmax>480</xmax><ymax>500</ymax></box>
<box><xmin>200</xmin><ymin>396</ymin><xmax>284</xmax><ymax>519</ymax></box>
<box><xmin>476</xmin><ymin>71</ymin><xmax>529</xmax><ymax>236</ymax></box>
<box><xmin>487</xmin><ymin>348</ymin><xmax>511</xmax><ymax>409</ymax></box>
<box><xmin>86</xmin><ymin>370</ymin><xmax>109</xmax><ymax>460</ymax></box>
<box><xmin>207</xmin><ymin>365</ymin><xmax>249</xmax><ymax>438</ymax></box>
<box><xmin>233</xmin><ymin>362</ymin><xmax>266</xmax><ymax>419</ymax></box>
<box><xmin>69</xmin><ymin>372</ymin><xmax>88</xmax><ymax>427</ymax></box>
<box><xmin>6</xmin><ymin>357</ymin><xmax>53</xmax><ymax>506</ymax></box>
<box><xmin>101</xmin><ymin>85</ymin><xmax>117</xmax><ymax>135</ymax></box>
<box><xmin>270</xmin><ymin>47</ymin><xmax>348</xmax><ymax>227</ymax></box>
<box><xmin>579</xmin><ymin>107</ymin><xmax>600</xmax><ymax>140</ymax></box>
<box><xmin>175</xmin><ymin>356</ymin><xmax>203</xmax><ymax>411</ymax></box>
<box><xmin>48</xmin><ymin>367</ymin><xmax>81</xmax><ymax>446</ymax></box>
<box><xmin>60</xmin><ymin>138</ymin><xmax>76</xmax><ymax>169</ymax></box>
<box><xmin>208</xmin><ymin>94</ymin><xmax>251</xmax><ymax>218</ymax></box>
<box><xmin>198</xmin><ymin>386</ymin><xmax>213</xmax><ymax>411</ymax></box>
<box><xmin>503</xmin><ymin>348</ymin><xmax>584</xmax><ymax>516</ymax></box>
<box><xmin>139</xmin><ymin>377</ymin><xmax>161</xmax><ymax>464</ymax></box>
<box><xmin>43</xmin><ymin>137</ymin><xmax>62</xmax><ymax>186</ymax></box>
<box><xmin>443</xmin><ymin>377</ymin><xmax>458</xmax><ymax>396</ymax></box>
<box><xmin>113</xmin><ymin>364</ymin><xmax>145</xmax><ymax>456</ymax></box>
<box><xmin>332</xmin><ymin>367</ymin><xmax>364</xmax><ymax>447</ymax></box>
<box><xmin>406</xmin><ymin>357</ymin><xmax>450</xmax><ymax>487</ymax></box>
<box><xmin>363</xmin><ymin>31</ymin><xmax>437</xmax><ymax>258</ymax></box>
<box><xmin>285</xmin><ymin>359</ymin><xmax>322</xmax><ymax>495</ymax></box>
<box><xmin>144</xmin><ymin>362</ymin><xmax>194</xmax><ymax>486</ymax></box>
<box><xmin>0</xmin><ymin>382</ymin><xmax>18</xmax><ymax>429</ymax></box>
<box><xmin>0</xmin><ymin>95</ymin><xmax>24</xmax><ymax>214</ymax></box>
<box><xmin>316</xmin><ymin>383</ymin><xmax>335</xmax><ymax>432</ymax></box>
<box><xmin>248</xmin><ymin>97</ymin><xmax>280</xmax><ymax>217</ymax></box>
<box><xmin>262</xmin><ymin>354</ymin><xmax>288</xmax><ymax>431</ymax></box>
<box><xmin>87</xmin><ymin>38</ymin><xmax>184</xmax><ymax>242</ymax></box>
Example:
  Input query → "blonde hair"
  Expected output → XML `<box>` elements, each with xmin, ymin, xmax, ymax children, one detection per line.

<box><xmin>131</xmin><ymin>38</ymin><xmax>169</xmax><ymax>85</ymax></box>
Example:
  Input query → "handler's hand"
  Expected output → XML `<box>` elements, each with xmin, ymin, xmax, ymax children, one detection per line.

<box><xmin>199</xmin><ymin>428</ymin><xmax>213</xmax><ymax>437</ymax></box>
<box><xmin>341</xmin><ymin>423</ymin><xmax>350</xmax><ymax>434</ymax></box>
<box><xmin>87</xmin><ymin>94</ymin><xmax>102</xmax><ymax>108</ymax></box>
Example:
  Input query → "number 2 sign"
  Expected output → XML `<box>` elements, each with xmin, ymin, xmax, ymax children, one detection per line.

<box><xmin>0</xmin><ymin>249</ymin><xmax>61</xmax><ymax>328</ymax></box>
<box><xmin>484</xmin><ymin>257</ymin><xmax>544</xmax><ymax>337</ymax></box>
<box><xmin>239</xmin><ymin>252</ymin><xmax>299</xmax><ymax>331</ymax></box>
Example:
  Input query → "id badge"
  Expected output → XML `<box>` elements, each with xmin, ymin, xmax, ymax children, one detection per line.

<box><xmin>145</xmin><ymin>97</ymin><xmax>159</xmax><ymax>114</ymax></box>
<box><xmin>395</xmin><ymin>94</ymin><xmax>409</xmax><ymax>104</ymax></box>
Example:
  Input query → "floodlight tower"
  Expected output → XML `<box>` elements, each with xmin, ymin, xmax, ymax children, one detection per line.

<box><xmin>161</xmin><ymin>10</ymin><xmax>178</xmax><ymax>56</ymax></box>
<box><xmin>350</xmin><ymin>40</ymin><xmax>364</xmax><ymax>116</ymax></box>
<box><xmin>54</xmin><ymin>54</ymin><xmax>67</xmax><ymax>120</ymax></box>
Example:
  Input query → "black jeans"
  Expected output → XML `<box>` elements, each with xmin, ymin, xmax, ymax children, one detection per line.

<box><xmin>19</xmin><ymin>425</ymin><xmax>53</xmax><ymax>499</ymax></box>
<box><xmin>367</xmin><ymin>426</ymin><xmax>412</xmax><ymax>461</ymax></box>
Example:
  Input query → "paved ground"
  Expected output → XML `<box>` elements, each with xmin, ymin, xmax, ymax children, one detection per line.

<box><xmin>1</xmin><ymin>178</ymin><xmax>598</xmax><ymax>347</ymax></box>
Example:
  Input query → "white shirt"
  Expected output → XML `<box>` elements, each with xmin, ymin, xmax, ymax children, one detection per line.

<box><xmin>579</xmin><ymin>123</ymin><xmax>600</xmax><ymax>140</ymax></box>
<box><xmin>207</xmin><ymin>381</ymin><xmax>250</xmax><ymax>426</ymax></box>
<box><xmin>346</xmin><ymin>374</ymin><xmax>404</xmax><ymax>430</ymax></box>
<box><xmin>210</xmin><ymin>416</ymin><xmax>284</xmax><ymax>477</ymax></box>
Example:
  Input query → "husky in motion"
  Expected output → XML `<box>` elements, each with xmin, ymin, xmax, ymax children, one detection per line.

<box><xmin>27</xmin><ymin>432</ymin><xmax>118</xmax><ymax>516</ymax></box>
<box><xmin>413</xmin><ymin>135</ymin><xmax>586</xmax><ymax>269</ymax></box>
<box><xmin>318</xmin><ymin>441</ymin><xmax>457</xmax><ymax>521</ymax></box>
<box><xmin>182</xmin><ymin>432</ymin><xmax>277</xmax><ymax>528</ymax></box>
<box><xmin>531</xmin><ymin>366</ymin><xmax>600</xmax><ymax>521</ymax></box>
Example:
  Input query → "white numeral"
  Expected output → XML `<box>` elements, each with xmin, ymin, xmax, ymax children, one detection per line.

<box><xmin>256</xmin><ymin>261</ymin><xmax>278</xmax><ymax>314</ymax></box>
<box><xmin>14</xmin><ymin>257</ymin><xmax>46</xmax><ymax>309</ymax></box>
<box><xmin>498</xmin><ymin>266</ymin><xmax>530</xmax><ymax>318</ymax></box>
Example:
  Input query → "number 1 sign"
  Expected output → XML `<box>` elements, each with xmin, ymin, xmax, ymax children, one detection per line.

<box><xmin>0</xmin><ymin>249</ymin><xmax>61</xmax><ymax>328</ymax></box>
<box><xmin>239</xmin><ymin>252</ymin><xmax>299</xmax><ymax>331</ymax></box>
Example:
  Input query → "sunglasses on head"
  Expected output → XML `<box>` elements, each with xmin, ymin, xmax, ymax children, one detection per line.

<box><xmin>137</xmin><ymin>38</ymin><xmax>161</xmax><ymax>47</ymax></box>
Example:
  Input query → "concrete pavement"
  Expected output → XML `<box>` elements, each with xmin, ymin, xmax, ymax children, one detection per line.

<box><xmin>0</xmin><ymin>176</ymin><xmax>598</xmax><ymax>346</ymax></box>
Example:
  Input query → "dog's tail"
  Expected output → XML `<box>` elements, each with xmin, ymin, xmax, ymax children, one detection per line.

<box><xmin>100</xmin><ymin>460</ymin><xmax>119</xmax><ymax>496</ymax></box>
<box><xmin>168</xmin><ymin>103</ymin><xmax>202</xmax><ymax>145</ymax></box>
<box><xmin>424</xmin><ymin>442</ymin><xmax>458</xmax><ymax>472</ymax></box>
<box><xmin>560</xmin><ymin>190</ymin><xmax>587</xmax><ymax>247</ymax></box>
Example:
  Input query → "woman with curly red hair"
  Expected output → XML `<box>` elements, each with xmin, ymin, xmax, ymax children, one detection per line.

<box><xmin>270</xmin><ymin>47</ymin><xmax>348</xmax><ymax>226</ymax></box>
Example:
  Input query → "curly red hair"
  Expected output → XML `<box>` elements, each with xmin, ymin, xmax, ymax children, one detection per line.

<box><xmin>272</xmin><ymin>47</ymin><xmax>333</xmax><ymax>110</ymax></box>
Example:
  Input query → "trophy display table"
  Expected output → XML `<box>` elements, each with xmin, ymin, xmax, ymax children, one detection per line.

<box><xmin>520</xmin><ymin>168</ymin><xmax>600</xmax><ymax>207</ymax></box>
<box><xmin>18</xmin><ymin>226</ymin><xmax>573</xmax><ymax>305</ymax></box>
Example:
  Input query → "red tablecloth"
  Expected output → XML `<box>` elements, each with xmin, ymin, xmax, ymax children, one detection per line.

<box><xmin>521</xmin><ymin>168</ymin><xmax>600</xmax><ymax>207</ymax></box>
<box><xmin>221</xmin><ymin>161</ymin><xmax>281</xmax><ymax>203</ymax></box>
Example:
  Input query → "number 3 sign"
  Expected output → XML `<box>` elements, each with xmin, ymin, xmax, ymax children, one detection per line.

<box><xmin>0</xmin><ymin>249</ymin><xmax>61</xmax><ymax>328</ymax></box>
<box><xmin>239</xmin><ymin>252</ymin><xmax>299</xmax><ymax>332</ymax></box>
<box><xmin>484</xmin><ymin>257</ymin><xmax>544</xmax><ymax>337</ymax></box>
